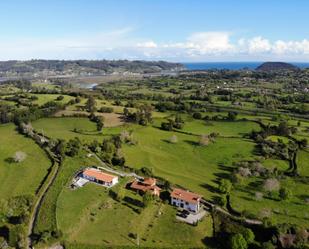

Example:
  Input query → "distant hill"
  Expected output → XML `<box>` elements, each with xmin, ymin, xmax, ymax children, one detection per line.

<box><xmin>256</xmin><ymin>62</ymin><xmax>299</xmax><ymax>71</ymax></box>
<box><xmin>0</xmin><ymin>59</ymin><xmax>184</xmax><ymax>77</ymax></box>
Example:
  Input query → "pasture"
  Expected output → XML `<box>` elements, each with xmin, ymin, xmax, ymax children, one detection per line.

<box><xmin>32</xmin><ymin>117</ymin><xmax>125</xmax><ymax>142</ymax></box>
<box><xmin>57</xmin><ymin>178</ymin><xmax>212</xmax><ymax>248</ymax></box>
<box><xmin>0</xmin><ymin>124</ymin><xmax>51</xmax><ymax>199</ymax></box>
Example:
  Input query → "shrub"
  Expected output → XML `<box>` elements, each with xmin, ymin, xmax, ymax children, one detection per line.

<box><xmin>263</xmin><ymin>178</ymin><xmax>280</xmax><ymax>193</ymax></box>
<box><xmin>242</xmin><ymin>228</ymin><xmax>255</xmax><ymax>244</ymax></box>
<box><xmin>279</xmin><ymin>187</ymin><xmax>292</xmax><ymax>201</ymax></box>
<box><xmin>255</xmin><ymin>192</ymin><xmax>263</xmax><ymax>201</ymax></box>
<box><xmin>99</xmin><ymin>106</ymin><xmax>114</xmax><ymax>113</ymax></box>
<box><xmin>13</xmin><ymin>151</ymin><xmax>27</xmax><ymax>163</ymax></box>
<box><xmin>169</xmin><ymin>135</ymin><xmax>178</xmax><ymax>144</ymax></box>
<box><xmin>218</xmin><ymin>179</ymin><xmax>232</xmax><ymax>194</ymax></box>
<box><xmin>192</xmin><ymin>112</ymin><xmax>202</xmax><ymax>119</ymax></box>
<box><xmin>229</xmin><ymin>233</ymin><xmax>248</xmax><ymax>249</ymax></box>
<box><xmin>199</xmin><ymin>134</ymin><xmax>210</xmax><ymax>146</ymax></box>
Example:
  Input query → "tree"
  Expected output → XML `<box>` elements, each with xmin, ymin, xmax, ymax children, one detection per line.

<box><xmin>227</xmin><ymin>111</ymin><xmax>238</xmax><ymax>121</ymax></box>
<box><xmin>85</xmin><ymin>96</ymin><xmax>96</xmax><ymax>113</ymax></box>
<box><xmin>279</xmin><ymin>187</ymin><xmax>292</xmax><ymax>201</ymax></box>
<box><xmin>169</xmin><ymin>135</ymin><xmax>178</xmax><ymax>144</ymax></box>
<box><xmin>116</xmin><ymin>188</ymin><xmax>125</xmax><ymax>201</ymax></box>
<box><xmin>161</xmin><ymin>120</ymin><xmax>173</xmax><ymax>131</ymax></box>
<box><xmin>242</xmin><ymin>228</ymin><xmax>255</xmax><ymax>244</ymax></box>
<box><xmin>218</xmin><ymin>179</ymin><xmax>232</xmax><ymax>194</ymax></box>
<box><xmin>229</xmin><ymin>233</ymin><xmax>248</xmax><ymax>249</ymax></box>
<box><xmin>65</xmin><ymin>137</ymin><xmax>81</xmax><ymax>157</ymax></box>
<box><xmin>262</xmin><ymin>241</ymin><xmax>276</xmax><ymax>249</ymax></box>
<box><xmin>277</xmin><ymin>121</ymin><xmax>290</xmax><ymax>136</ymax></box>
<box><xmin>263</xmin><ymin>178</ymin><xmax>280</xmax><ymax>193</ymax></box>
<box><xmin>299</xmin><ymin>139</ymin><xmax>308</xmax><ymax>149</ymax></box>
<box><xmin>199</xmin><ymin>134</ymin><xmax>210</xmax><ymax>146</ymax></box>
<box><xmin>96</xmin><ymin>118</ymin><xmax>104</xmax><ymax>131</ymax></box>
<box><xmin>100</xmin><ymin>140</ymin><xmax>116</xmax><ymax>163</ymax></box>
<box><xmin>13</xmin><ymin>151</ymin><xmax>27</xmax><ymax>163</ymax></box>
<box><xmin>143</xmin><ymin>191</ymin><xmax>154</xmax><ymax>207</ymax></box>
<box><xmin>217</xmin><ymin>195</ymin><xmax>227</xmax><ymax>206</ymax></box>
<box><xmin>54</xmin><ymin>140</ymin><xmax>66</xmax><ymax>160</ymax></box>
<box><xmin>192</xmin><ymin>112</ymin><xmax>202</xmax><ymax>119</ymax></box>
<box><xmin>56</xmin><ymin>95</ymin><xmax>64</xmax><ymax>101</ymax></box>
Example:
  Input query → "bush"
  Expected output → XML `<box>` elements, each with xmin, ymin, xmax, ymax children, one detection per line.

<box><xmin>279</xmin><ymin>187</ymin><xmax>292</xmax><ymax>201</ymax></box>
<box><xmin>263</xmin><ymin>178</ymin><xmax>280</xmax><ymax>193</ymax></box>
<box><xmin>13</xmin><ymin>151</ymin><xmax>27</xmax><ymax>163</ymax></box>
<box><xmin>218</xmin><ymin>179</ymin><xmax>232</xmax><ymax>194</ymax></box>
<box><xmin>199</xmin><ymin>134</ymin><xmax>210</xmax><ymax>146</ymax></box>
<box><xmin>98</xmin><ymin>106</ymin><xmax>114</xmax><ymax>113</ymax></box>
<box><xmin>229</xmin><ymin>233</ymin><xmax>248</xmax><ymax>249</ymax></box>
<box><xmin>169</xmin><ymin>135</ymin><xmax>178</xmax><ymax>144</ymax></box>
<box><xmin>242</xmin><ymin>228</ymin><xmax>255</xmax><ymax>244</ymax></box>
<box><xmin>192</xmin><ymin>112</ymin><xmax>202</xmax><ymax>119</ymax></box>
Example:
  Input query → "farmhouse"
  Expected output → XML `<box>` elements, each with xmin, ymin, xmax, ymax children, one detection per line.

<box><xmin>82</xmin><ymin>168</ymin><xmax>118</xmax><ymax>187</ymax></box>
<box><xmin>170</xmin><ymin>188</ymin><xmax>202</xmax><ymax>213</ymax></box>
<box><xmin>130</xmin><ymin>177</ymin><xmax>161</xmax><ymax>196</ymax></box>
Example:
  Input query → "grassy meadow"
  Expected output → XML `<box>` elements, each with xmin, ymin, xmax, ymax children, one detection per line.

<box><xmin>0</xmin><ymin>124</ymin><xmax>51</xmax><ymax>199</ymax></box>
<box><xmin>29</xmin><ymin>113</ymin><xmax>309</xmax><ymax>228</ymax></box>
<box><xmin>57</xmin><ymin>178</ymin><xmax>213</xmax><ymax>248</ymax></box>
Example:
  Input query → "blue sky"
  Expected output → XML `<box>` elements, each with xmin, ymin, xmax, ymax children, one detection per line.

<box><xmin>0</xmin><ymin>0</ymin><xmax>308</xmax><ymax>61</ymax></box>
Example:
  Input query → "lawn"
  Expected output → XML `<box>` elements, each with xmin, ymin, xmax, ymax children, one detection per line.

<box><xmin>30</xmin><ymin>94</ymin><xmax>74</xmax><ymax>106</ymax></box>
<box><xmin>32</xmin><ymin>117</ymin><xmax>125</xmax><ymax>142</ymax></box>
<box><xmin>123</xmin><ymin>125</ymin><xmax>256</xmax><ymax>198</ymax></box>
<box><xmin>34</xmin><ymin>152</ymin><xmax>98</xmax><ymax>234</ymax></box>
<box><xmin>179</xmin><ymin>118</ymin><xmax>260</xmax><ymax>137</ymax></box>
<box><xmin>0</xmin><ymin>124</ymin><xmax>51</xmax><ymax>199</ymax></box>
<box><xmin>122</xmin><ymin>122</ymin><xmax>309</xmax><ymax>227</ymax></box>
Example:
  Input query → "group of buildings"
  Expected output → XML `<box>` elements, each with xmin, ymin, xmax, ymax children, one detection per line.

<box><xmin>74</xmin><ymin>167</ymin><xmax>202</xmax><ymax>213</ymax></box>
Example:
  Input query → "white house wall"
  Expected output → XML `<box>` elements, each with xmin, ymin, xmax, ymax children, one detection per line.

<box><xmin>171</xmin><ymin>197</ymin><xmax>199</xmax><ymax>212</ymax></box>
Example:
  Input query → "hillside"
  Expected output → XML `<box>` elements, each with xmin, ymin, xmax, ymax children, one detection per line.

<box><xmin>256</xmin><ymin>61</ymin><xmax>299</xmax><ymax>71</ymax></box>
<box><xmin>0</xmin><ymin>60</ymin><xmax>184</xmax><ymax>77</ymax></box>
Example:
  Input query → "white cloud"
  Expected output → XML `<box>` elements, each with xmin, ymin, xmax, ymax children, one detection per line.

<box><xmin>186</xmin><ymin>32</ymin><xmax>233</xmax><ymax>54</ymax></box>
<box><xmin>248</xmin><ymin>36</ymin><xmax>271</xmax><ymax>54</ymax></box>
<box><xmin>0</xmin><ymin>28</ymin><xmax>309</xmax><ymax>61</ymax></box>
<box><xmin>136</xmin><ymin>41</ymin><xmax>158</xmax><ymax>48</ymax></box>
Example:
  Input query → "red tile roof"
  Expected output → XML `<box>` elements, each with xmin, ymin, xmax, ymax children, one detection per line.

<box><xmin>130</xmin><ymin>178</ymin><xmax>161</xmax><ymax>195</ymax></box>
<box><xmin>171</xmin><ymin>188</ymin><xmax>202</xmax><ymax>204</ymax></box>
<box><xmin>143</xmin><ymin>178</ymin><xmax>156</xmax><ymax>186</ymax></box>
<box><xmin>83</xmin><ymin>168</ymin><xmax>117</xmax><ymax>183</ymax></box>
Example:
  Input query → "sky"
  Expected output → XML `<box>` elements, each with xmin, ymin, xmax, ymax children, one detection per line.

<box><xmin>0</xmin><ymin>0</ymin><xmax>309</xmax><ymax>62</ymax></box>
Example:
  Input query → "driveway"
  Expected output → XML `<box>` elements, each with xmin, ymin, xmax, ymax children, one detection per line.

<box><xmin>176</xmin><ymin>209</ymin><xmax>208</xmax><ymax>225</ymax></box>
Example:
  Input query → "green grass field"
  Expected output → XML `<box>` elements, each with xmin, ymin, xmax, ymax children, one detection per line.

<box><xmin>34</xmin><ymin>152</ymin><xmax>98</xmax><ymax>234</ymax></box>
<box><xmin>0</xmin><ymin>124</ymin><xmax>51</xmax><ymax>199</ymax></box>
<box><xmin>123</xmin><ymin>125</ymin><xmax>256</xmax><ymax>197</ymax></box>
<box><xmin>30</xmin><ymin>94</ymin><xmax>74</xmax><ymax>106</ymax></box>
<box><xmin>57</xmin><ymin>178</ymin><xmax>212</xmax><ymax>248</ymax></box>
<box><xmin>32</xmin><ymin>117</ymin><xmax>124</xmax><ymax>142</ymax></box>
<box><xmin>31</xmin><ymin>114</ymin><xmax>309</xmax><ymax>242</ymax></box>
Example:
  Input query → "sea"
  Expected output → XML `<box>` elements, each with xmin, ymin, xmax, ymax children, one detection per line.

<box><xmin>183</xmin><ymin>62</ymin><xmax>309</xmax><ymax>70</ymax></box>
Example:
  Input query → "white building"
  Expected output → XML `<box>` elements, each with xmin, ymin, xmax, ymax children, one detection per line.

<box><xmin>170</xmin><ymin>188</ymin><xmax>202</xmax><ymax>213</ymax></box>
<box><xmin>82</xmin><ymin>168</ymin><xmax>118</xmax><ymax>187</ymax></box>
